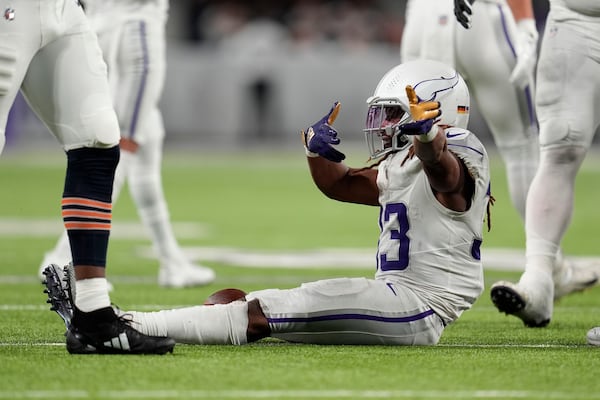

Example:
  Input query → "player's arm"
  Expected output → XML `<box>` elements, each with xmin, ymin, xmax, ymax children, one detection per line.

<box><xmin>507</xmin><ymin>0</ymin><xmax>534</xmax><ymax>21</ymax></box>
<box><xmin>306</xmin><ymin>157</ymin><xmax>379</xmax><ymax>206</ymax></box>
<box><xmin>302</xmin><ymin>103</ymin><xmax>380</xmax><ymax>206</ymax></box>
<box><xmin>507</xmin><ymin>0</ymin><xmax>538</xmax><ymax>88</ymax></box>
<box><xmin>413</xmin><ymin>128</ymin><xmax>471</xmax><ymax>211</ymax></box>
<box><xmin>404</xmin><ymin>86</ymin><xmax>472</xmax><ymax>212</ymax></box>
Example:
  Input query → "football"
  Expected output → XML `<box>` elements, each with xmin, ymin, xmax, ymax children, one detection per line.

<box><xmin>203</xmin><ymin>288</ymin><xmax>247</xmax><ymax>305</ymax></box>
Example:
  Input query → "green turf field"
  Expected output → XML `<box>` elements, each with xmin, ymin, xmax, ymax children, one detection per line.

<box><xmin>1</xmin><ymin>148</ymin><xmax>600</xmax><ymax>400</ymax></box>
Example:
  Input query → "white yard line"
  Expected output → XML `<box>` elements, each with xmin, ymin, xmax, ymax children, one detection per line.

<box><xmin>1</xmin><ymin>217</ymin><xmax>599</xmax><ymax>271</ymax></box>
<box><xmin>0</xmin><ymin>218</ymin><xmax>208</xmax><ymax>239</ymax></box>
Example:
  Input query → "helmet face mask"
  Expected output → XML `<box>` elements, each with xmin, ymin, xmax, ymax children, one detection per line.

<box><xmin>364</xmin><ymin>99</ymin><xmax>412</xmax><ymax>159</ymax></box>
<box><xmin>363</xmin><ymin>60</ymin><xmax>470</xmax><ymax>160</ymax></box>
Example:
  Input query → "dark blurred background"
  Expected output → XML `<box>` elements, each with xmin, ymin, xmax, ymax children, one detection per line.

<box><xmin>5</xmin><ymin>0</ymin><xmax>552</xmax><ymax>152</ymax></box>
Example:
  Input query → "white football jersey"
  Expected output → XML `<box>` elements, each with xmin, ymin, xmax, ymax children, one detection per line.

<box><xmin>375</xmin><ymin>128</ymin><xmax>490</xmax><ymax>323</ymax></box>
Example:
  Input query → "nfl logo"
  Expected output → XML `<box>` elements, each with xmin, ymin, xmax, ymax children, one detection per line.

<box><xmin>4</xmin><ymin>8</ymin><xmax>15</xmax><ymax>21</ymax></box>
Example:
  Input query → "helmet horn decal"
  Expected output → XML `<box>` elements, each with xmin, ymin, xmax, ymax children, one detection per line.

<box><xmin>412</xmin><ymin>73</ymin><xmax>460</xmax><ymax>102</ymax></box>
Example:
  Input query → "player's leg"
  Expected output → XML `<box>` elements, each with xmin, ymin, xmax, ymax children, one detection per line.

<box><xmin>127</xmin><ymin>134</ymin><xmax>216</xmax><ymax>286</ymax></box>
<box><xmin>455</xmin><ymin>0</ymin><xmax>538</xmax><ymax>222</ymax></box>
<box><xmin>400</xmin><ymin>0</ymin><xmax>426</xmax><ymax>62</ymax></box>
<box><xmin>522</xmin><ymin>18</ymin><xmax>600</xmax><ymax>305</ymax></box>
<box><xmin>0</xmin><ymin>55</ymin><xmax>23</xmax><ymax>154</ymax></box>
<box><xmin>121</xmin><ymin>278</ymin><xmax>443</xmax><ymax>346</ymax></box>
<box><xmin>37</xmin><ymin>21</ymin><xmax>125</xmax><ymax>279</ymax></box>
<box><xmin>26</xmin><ymin>4</ymin><xmax>173</xmax><ymax>353</ymax></box>
<box><xmin>250</xmin><ymin>278</ymin><xmax>443</xmax><ymax>345</ymax></box>
<box><xmin>123</xmin><ymin>300</ymin><xmax>254</xmax><ymax>345</ymax></box>
<box><xmin>112</xmin><ymin>18</ymin><xmax>214</xmax><ymax>287</ymax></box>
<box><xmin>0</xmin><ymin>2</ymin><xmax>40</xmax><ymax>155</ymax></box>
<box><xmin>43</xmin><ymin>261</ymin><xmax>255</xmax><ymax>345</ymax></box>
<box><xmin>491</xmin><ymin>18</ymin><xmax>600</xmax><ymax>327</ymax></box>
<box><xmin>400</xmin><ymin>0</ymin><xmax>455</xmax><ymax>66</ymax></box>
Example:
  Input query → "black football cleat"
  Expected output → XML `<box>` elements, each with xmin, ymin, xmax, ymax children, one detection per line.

<box><xmin>490</xmin><ymin>281</ymin><xmax>550</xmax><ymax>328</ymax></box>
<box><xmin>42</xmin><ymin>264</ymin><xmax>74</xmax><ymax>330</ymax></box>
<box><xmin>43</xmin><ymin>264</ymin><xmax>175</xmax><ymax>355</ymax></box>
<box><xmin>67</xmin><ymin>307</ymin><xmax>175</xmax><ymax>355</ymax></box>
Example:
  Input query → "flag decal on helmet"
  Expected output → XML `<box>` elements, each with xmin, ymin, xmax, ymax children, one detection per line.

<box><xmin>457</xmin><ymin>105</ymin><xmax>469</xmax><ymax>114</ymax></box>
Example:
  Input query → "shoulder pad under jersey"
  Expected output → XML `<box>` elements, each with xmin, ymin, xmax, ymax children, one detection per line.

<box><xmin>444</xmin><ymin>127</ymin><xmax>489</xmax><ymax>181</ymax></box>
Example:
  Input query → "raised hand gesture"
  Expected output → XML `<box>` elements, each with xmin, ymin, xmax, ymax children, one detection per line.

<box><xmin>301</xmin><ymin>102</ymin><xmax>346</xmax><ymax>163</ymax></box>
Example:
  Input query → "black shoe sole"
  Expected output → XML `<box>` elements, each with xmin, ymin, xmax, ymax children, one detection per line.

<box><xmin>66</xmin><ymin>329</ymin><xmax>175</xmax><ymax>355</ymax></box>
<box><xmin>42</xmin><ymin>264</ymin><xmax>73</xmax><ymax>329</ymax></box>
<box><xmin>490</xmin><ymin>285</ymin><xmax>550</xmax><ymax>328</ymax></box>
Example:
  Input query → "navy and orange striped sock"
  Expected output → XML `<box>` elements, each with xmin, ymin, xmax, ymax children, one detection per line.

<box><xmin>63</xmin><ymin>146</ymin><xmax>120</xmax><ymax>267</ymax></box>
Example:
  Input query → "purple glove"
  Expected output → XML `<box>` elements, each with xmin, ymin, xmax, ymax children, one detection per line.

<box><xmin>301</xmin><ymin>102</ymin><xmax>346</xmax><ymax>163</ymax></box>
<box><xmin>404</xmin><ymin>85</ymin><xmax>442</xmax><ymax>142</ymax></box>
<box><xmin>398</xmin><ymin>119</ymin><xmax>435</xmax><ymax>136</ymax></box>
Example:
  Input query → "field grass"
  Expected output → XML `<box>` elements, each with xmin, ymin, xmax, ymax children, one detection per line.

<box><xmin>1</xmin><ymin>147</ymin><xmax>600</xmax><ymax>399</ymax></box>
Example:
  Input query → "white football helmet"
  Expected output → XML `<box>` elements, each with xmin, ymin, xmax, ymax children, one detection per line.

<box><xmin>364</xmin><ymin>59</ymin><xmax>470</xmax><ymax>159</ymax></box>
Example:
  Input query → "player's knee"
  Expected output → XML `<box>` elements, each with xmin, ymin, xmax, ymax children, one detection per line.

<box><xmin>539</xmin><ymin>118</ymin><xmax>571</xmax><ymax>148</ymax></box>
<box><xmin>62</xmin><ymin>107</ymin><xmax>120</xmax><ymax>151</ymax></box>
<box><xmin>65</xmin><ymin>146</ymin><xmax>120</xmax><ymax>201</ymax></box>
<box><xmin>541</xmin><ymin>145</ymin><xmax>586</xmax><ymax>168</ymax></box>
<box><xmin>67</xmin><ymin>145</ymin><xmax>120</xmax><ymax>170</ymax></box>
<box><xmin>83</xmin><ymin>103</ymin><xmax>120</xmax><ymax>149</ymax></box>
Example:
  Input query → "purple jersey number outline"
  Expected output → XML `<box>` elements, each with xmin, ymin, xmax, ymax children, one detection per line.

<box><xmin>378</xmin><ymin>203</ymin><xmax>410</xmax><ymax>271</ymax></box>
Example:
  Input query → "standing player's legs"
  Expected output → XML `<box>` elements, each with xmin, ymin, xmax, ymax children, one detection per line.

<box><xmin>455</xmin><ymin>1</ymin><xmax>538</xmax><ymax>223</ymax></box>
<box><xmin>123</xmin><ymin>133</ymin><xmax>216</xmax><ymax>287</ymax></box>
<box><xmin>124</xmin><ymin>278</ymin><xmax>445</xmax><ymax>346</ymax></box>
<box><xmin>106</xmin><ymin>17</ymin><xmax>214</xmax><ymax>287</ymax></box>
<box><xmin>39</xmin><ymin>16</ymin><xmax>214</xmax><ymax>287</ymax></box>
<box><xmin>491</xmin><ymin>18</ymin><xmax>600</xmax><ymax>327</ymax></box>
<box><xmin>520</xmin><ymin>19</ymin><xmax>600</xmax><ymax>316</ymax></box>
<box><xmin>25</xmin><ymin>5</ymin><xmax>173</xmax><ymax>353</ymax></box>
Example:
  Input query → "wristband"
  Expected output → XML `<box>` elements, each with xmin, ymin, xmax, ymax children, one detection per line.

<box><xmin>304</xmin><ymin>146</ymin><xmax>319</xmax><ymax>158</ymax></box>
<box><xmin>415</xmin><ymin>126</ymin><xmax>438</xmax><ymax>143</ymax></box>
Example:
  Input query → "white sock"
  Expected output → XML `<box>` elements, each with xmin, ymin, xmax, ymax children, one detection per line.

<box><xmin>128</xmin><ymin>142</ymin><xmax>183</xmax><ymax>263</ymax></box>
<box><xmin>499</xmin><ymin>140</ymin><xmax>538</xmax><ymax>223</ymax></box>
<box><xmin>523</xmin><ymin>147</ymin><xmax>583</xmax><ymax>282</ymax></box>
<box><xmin>75</xmin><ymin>278</ymin><xmax>111</xmax><ymax>312</ymax></box>
<box><xmin>126</xmin><ymin>303</ymin><xmax>249</xmax><ymax>344</ymax></box>
<box><xmin>141</xmin><ymin>207</ymin><xmax>182</xmax><ymax>263</ymax></box>
<box><xmin>122</xmin><ymin>310</ymin><xmax>169</xmax><ymax>337</ymax></box>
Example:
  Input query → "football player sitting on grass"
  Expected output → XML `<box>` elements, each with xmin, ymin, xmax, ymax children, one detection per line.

<box><xmin>44</xmin><ymin>59</ymin><xmax>492</xmax><ymax>349</ymax></box>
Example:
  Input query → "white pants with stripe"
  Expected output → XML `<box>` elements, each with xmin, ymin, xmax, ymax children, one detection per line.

<box><xmin>248</xmin><ymin>277</ymin><xmax>445</xmax><ymax>346</ymax></box>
